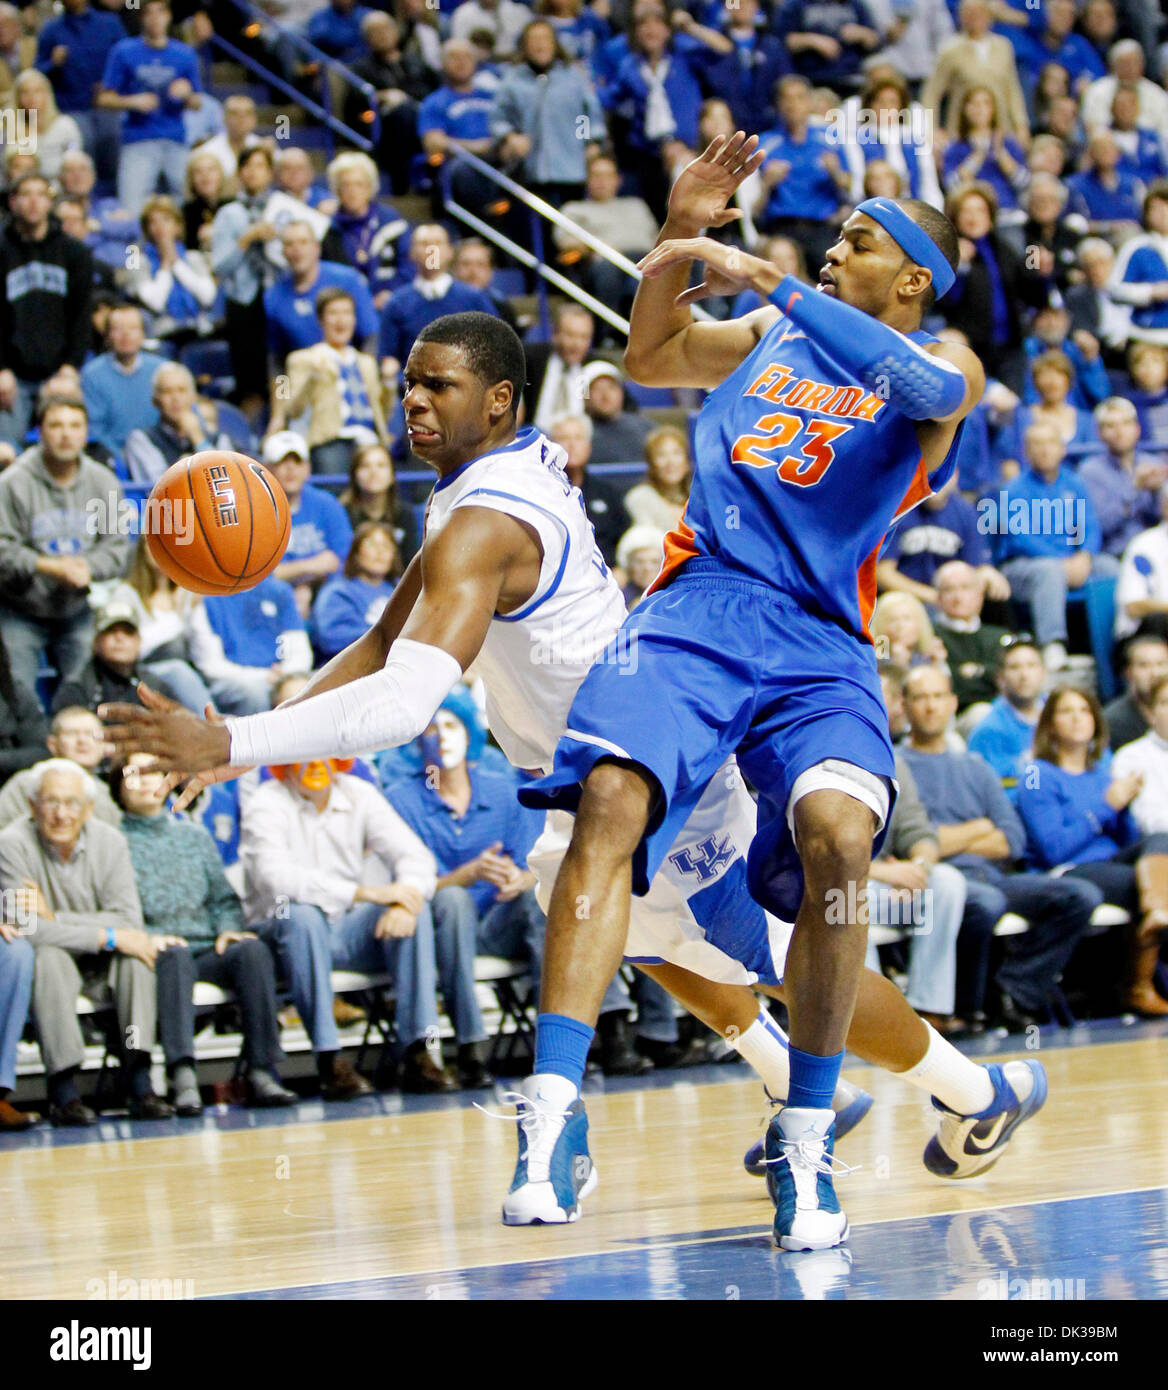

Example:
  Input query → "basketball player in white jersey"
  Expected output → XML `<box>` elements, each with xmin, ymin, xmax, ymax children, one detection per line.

<box><xmin>103</xmin><ymin>310</ymin><xmax>1041</xmax><ymax>1233</ymax></box>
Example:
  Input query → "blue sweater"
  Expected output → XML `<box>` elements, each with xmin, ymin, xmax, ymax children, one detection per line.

<box><xmin>378</xmin><ymin>280</ymin><xmax>499</xmax><ymax>365</ymax></box>
<box><xmin>899</xmin><ymin>745</ymin><xmax>1027</xmax><ymax>871</ymax></box>
<box><xmin>967</xmin><ymin>695</ymin><xmax>1042</xmax><ymax>784</ymax></box>
<box><xmin>201</xmin><ymin>575</ymin><xmax>304</xmax><ymax>667</ymax></box>
<box><xmin>1015</xmin><ymin>755</ymin><xmax>1135</xmax><ymax>869</ymax></box>
<box><xmin>986</xmin><ymin>465</ymin><xmax>1102</xmax><ymax>564</ymax></box>
<box><xmin>311</xmin><ymin>574</ymin><xmax>394</xmax><ymax>659</ymax></box>
<box><xmin>286</xmin><ymin>484</ymin><xmax>354</xmax><ymax>565</ymax></box>
<box><xmin>101</xmin><ymin>36</ymin><xmax>201</xmax><ymax>145</ymax></box>
<box><xmin>80</xmin><ymin>350</ymin><xmax>169</xmax><ymax>460</ymax></box>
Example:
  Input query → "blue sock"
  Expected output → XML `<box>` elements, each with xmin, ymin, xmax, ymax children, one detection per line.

<box><xmin>787</xmin><ymin>1044</ymin><xmax>844</xmax><ymax>1111</ymax></box>
<box><xmin>534</xmin><ymin>1012</ymin><xmax>594</xmax><ymax>1089</ymax></box>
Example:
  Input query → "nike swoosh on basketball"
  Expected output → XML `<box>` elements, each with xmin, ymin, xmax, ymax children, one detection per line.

<box><xmin>964</xmin><ymin>1113</ymin><xmax>1009</xmax><ymax>1154</ymax></box>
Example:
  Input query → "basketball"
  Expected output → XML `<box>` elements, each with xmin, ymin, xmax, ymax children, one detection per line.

<box><xmin>143</xmin><ymin>451</ymin><xmax>291</xmax><ymax>597</ymax></box>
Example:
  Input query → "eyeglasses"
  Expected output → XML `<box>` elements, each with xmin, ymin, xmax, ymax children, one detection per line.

<box><xmin>38</xmin><ymin>798</ymin><xmax>85</xmax><ymax>813</ymax></box>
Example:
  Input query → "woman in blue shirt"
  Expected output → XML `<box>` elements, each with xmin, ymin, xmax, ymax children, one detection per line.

<box><xmin>311</xmin><ymin>521</ymin><xmax>399</xmax><ymax>661</ymax></box>
<box><xmin>942</xmin><ymin>87</ymin><xmax>1029</xmax><ymax>214</ymax></box>
<box><xmin>1016</xmin><ymin>686</ymin><xmax>1168</xmax><ymax>1015</ymax></box>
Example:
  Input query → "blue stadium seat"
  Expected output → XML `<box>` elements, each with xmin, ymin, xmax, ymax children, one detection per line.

<box><xmin>491</xmin><ymin>268</ymin><xmax>525</xmax><ymax>298</ymax></box>
<box><xmin>180</xmin><ymin>339</ymin><xmax>235</xmax><ymax>397</ymax></box>
<box><xmin>212</xmin><ymin>400</ymin><xmax>257</xmax><ymax>456</ymax></box>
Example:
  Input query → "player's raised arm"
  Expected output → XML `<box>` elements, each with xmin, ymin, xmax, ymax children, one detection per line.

<box><xmin>623</xmin><ymin>132</ymin><xmax>774</xmax><ymax>391</ymax></box>
<box><xmin>100</xmin><ymin>507</ymin><xmax>539</xmax><ymax>774</ymax></box>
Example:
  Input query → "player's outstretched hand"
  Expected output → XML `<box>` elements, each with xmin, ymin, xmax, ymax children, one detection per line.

<box><xmin>638</xmin><ymin>236</ymin><xmax>779</xmax><ymax>306</ymax></box>
<box><xmin>99</xmin><ymin>687</ymin><xmax>234</xmax><ymax>777</ymax></box>
<box><xmin>667</xmin><ymin>131</ymin><xmax>764</xmax><ymax>234</ymax></box>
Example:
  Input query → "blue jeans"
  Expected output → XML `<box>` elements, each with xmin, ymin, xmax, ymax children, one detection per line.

<box><xmin>142</xmin><ymin>658</ymin><xmax>267</xmax><ymax>716</ymax></box>
<box><xmin>117</xmin><ymin>138</ymin><xmax>190</xmax><ymax>219</ymax></box>
<box><xmin>1000</xmin><ymin>555</ymin><xmax>1121</xmax><ymax>646</ymax></box>
<box><xmin>959</xmin><ymin>864</ymin><xmax>1102</xmax><ymax>1012</ymax></box>
<box><xmin>73</xmin><ymin>108</ymin><xmax>122</xmax><ymax>192</ymax></box>
<box><xmin>0</xmin><ymin>604</ymin><xmax>94</xmax><ymax>703</ymax></box>
<box><xmin>866</xmin><ymin>863</ymin><xmax>970</xmax><ymax>1016</ymax></box>
<box><xmin>429</xmin><ymin>885</ymin><xmax>487</xmax><ymax>1046</ymax></box>
<box><xmin>0</xmin><ymin>936</ymin><xmax>34</xmax><ymax>1091</ymax></box>
<box><xmin>256</xmin><ymin>900</ymin><xmax>440</xmax><ymax>1054</ymax></box>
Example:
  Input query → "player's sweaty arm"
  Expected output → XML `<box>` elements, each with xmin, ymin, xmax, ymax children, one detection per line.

<box><xmin>101</xmin><ymin>509</ymin><xmax>538</xmax><ymax>773</ymax></box>
<box><xmin>623</xmin><ymin>131</ymin><xmax>773</xmax><ymax>391</ymax></box>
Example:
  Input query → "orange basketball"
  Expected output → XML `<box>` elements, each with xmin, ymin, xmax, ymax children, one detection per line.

<box><xmin>143</xmin><ymin>452</ymin><xmax>291</xmax><ymax>597</ymax></box>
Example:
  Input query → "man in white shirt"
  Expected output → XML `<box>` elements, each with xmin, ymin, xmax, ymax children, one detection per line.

<box><xmin>524</xmin><ymin>303</ymin><xmax>603</xmax><ymax>431</ymax></box>
<box><xmin>241</xmin><ymin>758</ymin><xmax>460</xmax><ymax>1093</ymax></box>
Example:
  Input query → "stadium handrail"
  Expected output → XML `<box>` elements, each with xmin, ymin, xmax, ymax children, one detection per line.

<box><xmin>438</xmin><ymin>145</ymin><xmax>715</xmax><ymax>340</ymax></box>
<box><xmin>204</xmin><ymin>1</ymin><xmax>380</xmax><ymax>156</ymax></box>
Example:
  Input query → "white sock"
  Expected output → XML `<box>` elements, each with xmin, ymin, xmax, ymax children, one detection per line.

<box><xmin>896</xmin><ymin>1023</ymin><xmax>994</xmax><ymax>1114</ymax></box>
<box><xmin>529</xmin><ymin>1072</ymin><xmax>579</xmax><ymax>1108</ymax></box>
<box><xmin>733</xmin><ymin>1009</ymin><xmax>791</xmax><ymax>1099</ymax></box>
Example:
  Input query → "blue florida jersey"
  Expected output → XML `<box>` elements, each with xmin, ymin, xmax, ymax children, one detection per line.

<box><xmin>652</xmin><ymin>310</ymin><xmax>964</xmax><ymax>642</ymax></box>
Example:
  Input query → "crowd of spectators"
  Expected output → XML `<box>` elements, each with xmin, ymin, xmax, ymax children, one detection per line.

<box><xmin>3</xmin><ymin>0</ymin><xmax>1168</xmax><ymax>1128</ymax></box>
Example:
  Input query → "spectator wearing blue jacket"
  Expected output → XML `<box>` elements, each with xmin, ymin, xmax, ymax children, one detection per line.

<box><xmin>603</xmin><ymin>10</ymin><xmax>731</xmax><ymax>220</ymax></box>
<box><xmin>416</xmin><ymin>40</ymin><xmax>500</xmax><ymax>222</ymax></box>
<box><xmin>263</xmin><ymin>430</ymin><xmax>354</xmax><ymax>619</ymax></box>
<box><xmin>901</xmin><ymin>662</ymin><xmax>1101</xmax><ymax>1029</ymax></box>
<box><xmin>1066</xmin><ymin>131</ymin><xmax>1145</xmax><ymax>236</ymax></box>
<box><xmin>777</xmin><ymin>0</ymin><xmax>882</xmax><ymax>88</ymax></box>
<box><xmin>490</xmin><ymin>20</ymin><xmax>607</xmax><ymax>209</ymax></box>
<box><xmin>311</xmin><ymin>521</ymin><xmax>398</xmax><ymax>661</ymax></box>
<box><xmin>1106</xmin><ymin>180</ymin><xmax>1168</xmax><ymax>348</ymax></box>
<box><xmin>1079</xmin><ymin>397</ymin><xmax>1166</xmax><ymax>558</ymax></box>
<box><xmin>755</xmin><ymin>75</ymin><xmax>851</xmax><ymax>270</ymax></box>
<box><xmin>306</xmin><ymin>0</ymin><xmax>372</xmax><ymax>63</ymax></box>
<box><xmin>995</xmin><ymin>349</ymin><xmax>1101</xmax><ymax>469</ymax></box>
<box><xmin>35</xmin><ymin>0</ymin><xmax>125</xmax><ymax>188</ymax></box>
<box><xmin>378</xmin><ymin>224</ymin><xmax>498</xmax><ymax>380</ymax></box>
<box><xmin>265</xmin><ymin>221</ymin><xmax>378</xmax><ymax>370</ymax></box>
<box><xmin>96</xmin><ymin>0</ymin><xmax>202</xmax><ymax>218</ymax></box>
<box><xmin>967</xmin><ymin>636</ymin><xmax>1046</xmax><ymax>786</ymax></box>
<box><xmin>1111</xmin><ymin>83</ymin><xmax>1168</xmax><ymax>183</ymax></box>
<box><xmin>1016</xmin><ymin>684</ymin><xmax>1168</xmax><ymax>1016</ymax></box>
<box><xmin>941</xmin><ymin>86</ymin><xmax>1029</xmax><ymax>211</ymax></box>
<box><xmin>79</xmin><ymin>303</ymin><xmax>167</xmax><ymax>469</ymax></box>
<box><xmin>990</xmin><ymin>419</ymin><xmax>1118</xmax><ymax>671</ymax></box>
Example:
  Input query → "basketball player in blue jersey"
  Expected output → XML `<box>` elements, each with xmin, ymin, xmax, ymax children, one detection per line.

<box><xmin>513</xmin><ymin>132</ymin><xmax>1047</xmax><ymax>1251</ymax></box>
<box><xmin>103</xmin><ymin>304</ymin><xmax>1046</xmax><ymax>1248</ymax></box>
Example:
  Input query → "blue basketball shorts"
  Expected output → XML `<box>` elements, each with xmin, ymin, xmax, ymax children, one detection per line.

<box><xmin>519</xmin><ymin>559</ymin><xmax>898</xmax><ymax>922</ymax></box>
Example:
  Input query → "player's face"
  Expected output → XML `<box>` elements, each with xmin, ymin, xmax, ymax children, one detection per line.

<box><xmin>1051</xmin><ymin>691</ymin><xmax>1096</xmax><ymax>750</ymax></box>
<box><xmin>820</xmin><ymin>215</ymin><xmax>916</xmax><ymax>317</ymax></box>
<box><xmin>403</xmin><ymin>341</ymin><xmax>510</xmax><ymax>468</ymax></box>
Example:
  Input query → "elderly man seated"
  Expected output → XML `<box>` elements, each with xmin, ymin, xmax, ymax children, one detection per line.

<box><xmin>124</xmin><ymin>363</ymin><xmax>234</xmax><ymax>484</ymax></box>
<box><xmin>0</xmin><ymin>759</ymin><xmax>175</xmax><ymax>1124</ymax></box>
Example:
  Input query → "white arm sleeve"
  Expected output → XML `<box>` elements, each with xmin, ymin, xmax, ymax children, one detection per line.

<box><xmin>225</xmin><ymin>637</ymin><xmax>462</xmax><ymax>766</ymax></box>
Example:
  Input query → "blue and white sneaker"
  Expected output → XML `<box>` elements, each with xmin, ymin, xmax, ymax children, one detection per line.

<box><xmin>923</xmin><ymin>1059</ymin><xmax>1047</xmax><ymax>1179</ymax></box>
<box><xmin>766</xmin><ymin>1106</ymin><xmax>851</xmax><ymax>1252</ymax></box>
<box><xmin>499</xmin><ymin>1076</ymin><xmax>598</xmax><ymax>1226</ymax></box>
<box><xmin>743</xmin><ymin>1077</ymin><xmax>873</xmax><ymax>1177</ymax></box>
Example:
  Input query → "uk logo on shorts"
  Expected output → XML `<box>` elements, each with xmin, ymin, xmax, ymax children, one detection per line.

<box><xmin>669</xmin><ymin>834</ymin><xmax>736</xmax><ymax>883</ymax></box>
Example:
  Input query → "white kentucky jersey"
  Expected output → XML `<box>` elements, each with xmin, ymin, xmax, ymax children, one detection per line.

<box><xmin>424</xmin><ymin>426</ymin><xmax>629</xmax><ymax>771</ymax></box>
